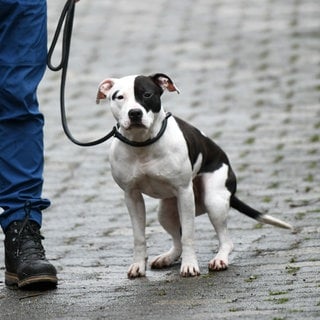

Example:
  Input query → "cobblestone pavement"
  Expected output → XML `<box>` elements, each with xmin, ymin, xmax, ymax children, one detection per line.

<box><xmin>1</xmin><ymin>0</ymin><xmax>320</xmax><ymax>319</ymax></box>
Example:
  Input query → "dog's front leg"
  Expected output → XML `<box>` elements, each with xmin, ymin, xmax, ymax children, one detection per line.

<box><xmin>125</xmin><ymin>189</ymin><xmax>147</xmax><ymax>278</ymax></box>
<box><xmin>177</xmin><ymin>184</ymin><xmax>200</xmax><ymax>277</ymax></box>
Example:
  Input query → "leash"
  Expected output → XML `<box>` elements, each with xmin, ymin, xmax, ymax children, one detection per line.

<box><xmin>47</xmin><ymin>0</ymin><xmax>115</xmax><ymax>146</ymax></box>
<box><xmin>47</xmin><ymin>0</ymin><xmax>171</xmax><ymax>148</ymax></box>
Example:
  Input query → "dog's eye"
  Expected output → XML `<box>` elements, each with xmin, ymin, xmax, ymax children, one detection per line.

<box><xmin>143</xmin><ymin>92</ymin><xmax>153</xmax><ymax>99</ymax></box>
<box><xmin>117</xmin><ymin>95</ymin><xmax>124</xmax><ymax>100</ymax></box>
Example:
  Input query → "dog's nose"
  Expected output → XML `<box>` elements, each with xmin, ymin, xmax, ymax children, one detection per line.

<box><xmin>128</xmin><ymin>109</ymin><xmax>143</xmax><ymax>121</ymax></box>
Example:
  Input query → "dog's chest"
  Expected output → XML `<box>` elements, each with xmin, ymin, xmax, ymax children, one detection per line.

<box><xmin>110</xmin><ymin>140</ymin><xmax>191</xmax><ymax>198</ymax></box>
<box><xmin>109</xmin><ymin>117</ymin><xmax>201</xmax><ymax>198</ymax></box>
<box><xmin>135</xmin><ymin>174</ymin><xmax>177</xmax><ymax>198</ymax></box>
<box><xmin>115</xmin><ymin>156</ymin><xmax>179</xmax><ymax>197</ymax></box>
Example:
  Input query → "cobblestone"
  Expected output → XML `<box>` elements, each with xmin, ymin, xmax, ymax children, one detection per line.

<box><xmin>1</xmin><ymin>0</ymin><xmax>319</xmax><ymax>319</ymax></box>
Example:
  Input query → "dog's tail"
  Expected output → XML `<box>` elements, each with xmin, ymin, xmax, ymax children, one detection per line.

<box><xmin>230</xmin><ymin>195</ymin><xmax>293</xmax><ymax>230</ymax></box>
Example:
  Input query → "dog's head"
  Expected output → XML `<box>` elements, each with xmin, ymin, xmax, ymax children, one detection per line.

<box><xmin>96</xmin><ymin>73</ymin><xmax>179</xmax><ymax>131</ymax></box>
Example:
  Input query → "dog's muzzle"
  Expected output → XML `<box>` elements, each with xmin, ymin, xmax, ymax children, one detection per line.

<box><xmin>128</xmin><ymin>109</ymin><xmax>143</xmax><ymax>125</ymax></box>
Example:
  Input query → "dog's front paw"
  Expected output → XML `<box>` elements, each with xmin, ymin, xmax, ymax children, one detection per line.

<box><xmin>180</xmin><ymin>260</ymin><xmax>200</xmax><ymax>277</ymax></box>
<box><xmin>127</xmin><ymin>262</ymin><xmax>146</xmax><ymax>279</ymax></box>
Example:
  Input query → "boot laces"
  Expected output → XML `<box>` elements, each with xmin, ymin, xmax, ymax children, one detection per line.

<box><xmin>16</xmin><ymin>202</ymin><xmax>46</xmax><ymax>261</ymax></box>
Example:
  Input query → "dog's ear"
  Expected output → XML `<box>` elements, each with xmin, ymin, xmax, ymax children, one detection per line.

<box><xmin>96</xmin><ymin>79</ymin><xmax>115</xmax><ymax>104</ymax></box>
<box><xmin>149</xmin><ymin>73</ymin><xmax>180</xmax><ymax>94</ymax></box>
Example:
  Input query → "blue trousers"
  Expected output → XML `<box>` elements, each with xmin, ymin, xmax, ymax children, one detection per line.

<box><xmin>0</xmin><ymin>0</ymin><xmax>50</xmax><ymax>231</ymax></box>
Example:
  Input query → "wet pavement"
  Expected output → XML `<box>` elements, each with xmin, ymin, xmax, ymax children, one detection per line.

<box><xmin>1</xmin><ymin>0</ymin><xmax>320</xmax><ymax>319</ymax></box>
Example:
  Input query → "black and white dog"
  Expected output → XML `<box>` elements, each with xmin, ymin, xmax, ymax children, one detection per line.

<box><xmin>96</xmin><ymin>73</ymin><xmax>293</xmax><ymax>278</ymax></box>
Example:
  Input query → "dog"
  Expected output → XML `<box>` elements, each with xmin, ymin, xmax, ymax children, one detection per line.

<box><xmin>96</xmin><ymin>73</ymin><xmax>293</xmax><ymax>278</ymax></box>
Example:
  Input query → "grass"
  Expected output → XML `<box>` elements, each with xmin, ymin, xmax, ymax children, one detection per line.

<box><xmin>269</xmin><ymin>291</ymin><xmax>288</xmax><ymax>296</ymax></box>
<box><xmin>268</xmin><ymin>182</ymin><xmax>280</xmax><ymax>189</ymax></box>
<box><xmin>295</xmin><ymin>212</ymin><xmax>306</xmax><ymax>220</ymax></box>
<box><xmin>254</xmin><ymin>223</ymin><xmax>264</xmax><ymax>229</ymax></box>
<box><xmin>245</xmin><ymin>275</ymin><xmax>258</xmax><ymax>283</ymax></box>
<box><xmin>289</xmin><ymin>256</ymin><xmax>297</xmax><ymax>263</ymax></box>
<box><xmin>273</xmin><ymin>155</ymin><xmax>284</xmax><ymax>163</ymax></box>
<box><xmin>285</xmin><ymin>265</ymin><xmax>300</xmax><ymax>274</ymax></box>
<box><xmin>244</xmin><ymin>137</ymin><xmax>255</xmax><ymax>145</ymax></box>
<box><xmin>156</xmin><ymin>288</ymin><xmax>167</xmax><ymax>296</ymax></box>
<box><xmin>267</xmin><ymin>291</ymin><xmax>289</xmax><ymax>304</ymax></box>
<box><xmin>247</xmin><ymin>124</ymin><xmax>259</xmax><ymax>132</ymax></box>
<box><xmin>255</xmin><ymin>99</ymin><xmax>265</xmax><ymax>107</ymax></box>
<box><xmin>276</xmin><ymin>143</ymin><xmax>285</xmax><ymax>150</ymax></box>
<box><xmin>304</xmin><ymin>173</ymin><xmax>314</xmax><ymax>182</ymax></box>
<box><xmin>310</xmin><ymin>134</ymin><xmax>320</xmax><ymax>143</ymax></box>
<box><xmin>273</xmin><ymin>297</ymin><xmax>289</xmax><ymax>304</ymax></box>
<box><xmin>262</xmin><ymin>196</ymin><xmax>272</xmax><ymax>203</ymax></box>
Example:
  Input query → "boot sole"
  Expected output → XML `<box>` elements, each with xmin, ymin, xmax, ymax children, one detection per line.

<box><xmin>5</xmin><ymin>271</ymin><xmax>58</xmax><ymax>289</ymax></box>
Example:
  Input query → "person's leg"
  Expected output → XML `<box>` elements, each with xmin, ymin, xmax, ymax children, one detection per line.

<box><xmin>0</xmin><ymin>0</ymin><xmax>51</xmax><ymax>230</ymax></box>
<box><xmin>0</xmin><ymin>0</ymin><xmax>57</xmax><ymax>288</ymax></box>
<box><xmin>0</xmin><ymin>104</ymin><xmax>50</xmax><ymax>229</ymax></box>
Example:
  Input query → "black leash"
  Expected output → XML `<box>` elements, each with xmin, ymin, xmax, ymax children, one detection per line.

<box><xmin>47</xmin><ymin>0</ymin><xmax>115</xmax><ymax>147</ymax></box>
<box><xmin>47</xmin><ymin>0</ymin><xmax>171</xmax><ymax>148</ymax></box>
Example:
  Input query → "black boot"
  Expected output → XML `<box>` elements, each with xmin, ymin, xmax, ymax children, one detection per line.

<box><xmin>4</xmin><ymin>219</ymin><xmax>57</xmax><ymax>289</ymax></box>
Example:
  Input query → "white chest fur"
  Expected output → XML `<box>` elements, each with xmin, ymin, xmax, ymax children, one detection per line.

<box><xmin>109</xmin><ymin>117</ymin><xmax>194</xmax><ymax>198</ymax></box>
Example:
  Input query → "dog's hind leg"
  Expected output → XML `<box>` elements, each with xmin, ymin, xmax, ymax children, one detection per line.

<box><xmin>202</xmin><ymin>168</ymin><xmax>234</xmax><ymax>271</ymax></box>
<box><xmin>150</xmin><ymin>197</ymin><xmax>182</xmax><ymax>269</ymax></box>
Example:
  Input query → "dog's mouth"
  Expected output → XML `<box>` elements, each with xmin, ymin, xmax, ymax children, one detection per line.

<box><xmin>120</xmin><ymin>117</ymin><xmax>149</xmax><ymax>130</ymax></box>
<box><xmin>127</xmin><ymin>122</ymin><xmax>147</xmax><ymax>129</ymax></box>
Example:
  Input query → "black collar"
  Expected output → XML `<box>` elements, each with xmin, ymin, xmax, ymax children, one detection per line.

<box><xmin>113</xmin><ymin>112</ymin><xmax>172</xmax><ymax>147</ymax></box>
